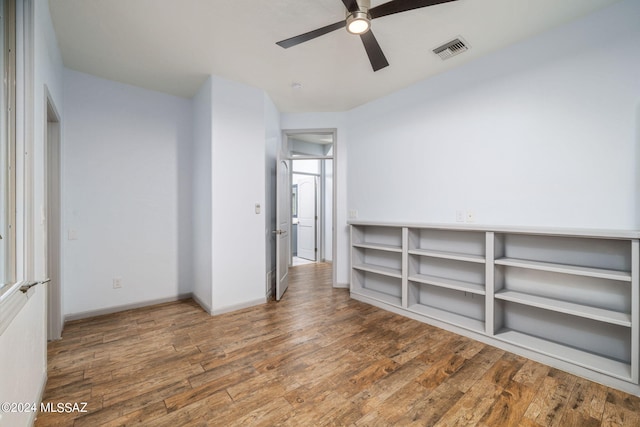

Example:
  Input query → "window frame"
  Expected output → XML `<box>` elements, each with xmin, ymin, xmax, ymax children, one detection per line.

<box><xmin>0</xmin><ymin>0</ymin><xmax>18</xmax><ymax>300</ymax></box>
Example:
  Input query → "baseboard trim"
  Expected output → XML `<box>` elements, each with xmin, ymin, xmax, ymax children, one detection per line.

<box><xmin>64</xmin><ymin>293</ymin><xmax>193</xmax><ymax>322</ymax></box>
<box><xmin>211</xmin><ymin>297</ymin><xmax>267</xmax><ymax>316</ymax></box>
<box><xmin>191</xmin><ymin>293</ymin><xmax>212</xmax><ymax>315</ymax></box>
<box><xmin>30</xmin><ymin>370</ymin><xmax>48</xmax><ymax>426</ymax></box>
<box><xmin>334</xmin><ymin>282</ymin><xmax>349</xmax><ymax>289</ymax></box>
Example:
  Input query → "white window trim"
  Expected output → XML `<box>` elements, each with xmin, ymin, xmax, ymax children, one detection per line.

<box><xmin>0</xmin><ymin>0</ymin><xmax>34</xmax><ymax>335</ymax></box>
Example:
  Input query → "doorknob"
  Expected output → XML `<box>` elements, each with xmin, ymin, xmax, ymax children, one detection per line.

<box><xmin>272</xmin><ymin>229</ymin><xmax>285</xmax><ymax>235</ymax></box>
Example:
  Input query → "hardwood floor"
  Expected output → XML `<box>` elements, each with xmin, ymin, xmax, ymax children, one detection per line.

<box><xmin>36</xmin><ymin>263</ymin><xmax>640</xmax><ymax>426</ymax></box>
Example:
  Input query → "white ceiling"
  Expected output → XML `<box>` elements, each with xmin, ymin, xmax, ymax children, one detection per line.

<box><xmin>49</xmin><ymin>0</ymin><xmax>619</xmax><ymax>112</ymax></box>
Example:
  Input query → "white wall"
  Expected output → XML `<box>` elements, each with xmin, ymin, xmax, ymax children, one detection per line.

<box><xmin>0</xmin><ymin>1</ymin><xmax>63</xmax><ymax>425</ymax></box>
<box><xmin>280</xmin><ymin>113</ymin><xmax>349</xmax><ymax>286</ymax></box>
<box><xmin>347</xmin><ymin>0</ymin><xmax>640</xmax><ymax>229</ymax></box>
<box><xmin>210</xmin><ymin>75</ymin><xmax>267</xmax><ymax>313</ymax></box>
<box><xmin>62</xmin><ymin>69</ymin><xmax>193</xmax><ymax>317</ymax></box>
<box><xmin>191</xmin><ymin>77</ymin><xmax>213</xmax><ymax>311</ymax></box>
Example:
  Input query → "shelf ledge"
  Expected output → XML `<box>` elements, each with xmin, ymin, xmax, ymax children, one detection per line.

<box><xmin>408</xmin><ymin>249</ymin><xmax>485</xmax><ymax>264</ymax></box>
<box><xmin>495</xmin><ymin>258</ymin><xmax>631</xmax><ymax>282</ymax></box>
<box><xmin>353</xmin><ymin>242</ymin><xmax>403</xmax><ymax>253</ymax></box>
<box><xmin>496</xmin><ymin>329</ymin><xmax>632</xmax><ymax>382</ymax></box>
<box><xmin>409</xmin><ymin>273</ymin><xmax>485</xmax><ymax>295</ymax></box>
<box><xmin>352</xmin><ymin>263</ymin><xmax>402</xmax><ymax>279</ymax></box>
<box><xmin>408</xmin><ymin>304</ymin><xmax>485</xmax><ymax>333</ymax></box>
<box><xmin>351</xmin><ymin>288</ymin><xmax>402</xmax><ymax>307</ymax></box>
<box><xmin>495</xmin><ymin>290</ymin><xmax>631</xmax><ymax>327</ymax></box>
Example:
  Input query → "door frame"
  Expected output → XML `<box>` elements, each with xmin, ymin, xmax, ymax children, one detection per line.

<box><xmin>44</xmin><ymin>85</ymin><xmax>62</xmax><ymax>340</ymax></box>
<box><xmin>282</xmin><ymin>128</ymin><xmax>337</xmax><ymax>287</ymax></box>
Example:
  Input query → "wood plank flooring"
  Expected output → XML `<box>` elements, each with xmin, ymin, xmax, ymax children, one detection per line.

<box><xmin>36</xmin><ymin>263</ymin><xmax>640</xmax><ymax>426</ymax></box>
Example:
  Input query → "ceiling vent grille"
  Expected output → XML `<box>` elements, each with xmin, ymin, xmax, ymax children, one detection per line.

<box><xmin>433</xmin><ymin>38</ymin><xmax>468</xmax><ymax>60</ymax></box>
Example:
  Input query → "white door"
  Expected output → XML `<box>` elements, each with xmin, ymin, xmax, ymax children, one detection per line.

<box><xmin>297</xmin><ymin>176</ymin><xmax>317</xmax><ymax>261</ymax></box>
<box><xmin>275</xmin><ymin>159</ymin><xmax>290</xmax><ymax>301</ymax></box>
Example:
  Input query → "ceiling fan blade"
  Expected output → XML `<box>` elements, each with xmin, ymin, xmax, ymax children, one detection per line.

<box><xmin>370</xmin><ymin>0</ymin><xmax>458</xmax><ymax>20</ymax></box>
<box><xmin>276</xmin><ymin>21</ymin><xmax>346</xmax><ymax>49</ymax></box>
<box><xmin>341</xmin><ymin>0</ymin><xmax>360</xmax><ymax>13</ymax></box>
<box><xmin>360</xmin><ymin>30</ymin><xmax>389</xmax><ymax>71</ymax></box>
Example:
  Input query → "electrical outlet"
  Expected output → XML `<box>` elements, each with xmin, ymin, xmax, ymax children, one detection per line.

<box><xmin>113</xmin><ymin>278</ymin><xmax>122</xmax><ymax>289</ymax></box>
<box><xmin>349</xmin><ymin>210</ymin><xmax>358</xmax><ymax>219</ymax></box>
<box><xmin>466</xmin><ymin>211</ymin><xmax>475</xmax><ymax>223</ymax></box>
<box><xmin>456</xmin><ymin>210</ymin><xmax>465</xmax><ymax>222</ymax></box>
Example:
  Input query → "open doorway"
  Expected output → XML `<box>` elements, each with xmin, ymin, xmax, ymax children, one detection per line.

<box><xmin>280</xmin><ymin>129</ymin><xmax>336</xmax><ymax>287</ymax></box>
<box><xmin>291</xmin><ymin>173</ymin><xmax>317</xmax><ymax>265</ymax></box>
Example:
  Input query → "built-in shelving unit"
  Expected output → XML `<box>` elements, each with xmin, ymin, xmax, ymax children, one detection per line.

<box><xmin>350</xmin><ymin>225</ymin><xmax>404</xmax><ymax>307</ymax></box>
<box><xmin>349</xmin><ymin>222</ymin><xmax>640</xmax><ymax>396</ymax></box>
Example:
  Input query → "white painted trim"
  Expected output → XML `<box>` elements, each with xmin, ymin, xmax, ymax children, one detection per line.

<box><xmin>43</xmin><ymin>85</ymin><xmax>62</xmax><ymax>340</ymax></box>
<box><xmin>29</xmin><ymin>370</ymin><xmax>48</xmax><ymax>426</ymax></box>
<box><xmin>286</xmin><ymin>155</ymin><xmax>333</xmax><ymax>160</ymax></box>
<box><xmin>0</xmin><ymin>282</ymin><xmax>28</xmax><ymax>336</ymax></box>
<box><xmin>20</xmin><ymin>0</ymin><xmax>34</xmax><ymax>281</ymax></box>
<box><xmin>0</xmin><ymin>281</ymin><xmax>22</xmax><ymax>306</ymax></box>
<box><xmin>210</xmin><ymin>297</ymin><xmax>266</xmax><ymax>316</ymax></box>
<box><xmin>283</xmin><ymin>128</ymin><xmax>338</xmax><ymax>287</ymax></box>
<box><xmin>64</xmin><ymin>294</ymin><xmax>194</xmax><ymax>322</ymax></box>
<box><xmin>348</xmin><ymin>221</ymin><xmax>640</xmax><ymax>239</ymax></box>
<box><xmin>192</xmin><ymin>293</ymin><xmax>212</xmax><ymax>315</ymax></box>
<box><xmin>334</xmin><ymin>282</ymin><xmax>349</xmax><ymax>289</ymax></box>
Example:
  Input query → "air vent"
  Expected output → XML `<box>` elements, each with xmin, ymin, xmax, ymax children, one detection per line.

<box><xmin>433</xmin><ymin>38</ymin><xmax>468</xmax><ymax>60</ymax></box>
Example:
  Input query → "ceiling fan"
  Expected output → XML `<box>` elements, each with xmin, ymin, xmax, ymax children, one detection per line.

<box><xmin>276</xmin><ymin>0</ymin><xmax>459</xmax><ymax>72</ymax></box>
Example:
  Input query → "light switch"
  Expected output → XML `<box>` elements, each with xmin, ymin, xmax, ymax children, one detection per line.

<box><xmin>68</xmin><ymin>229</ymin><xmax>78</xmax><ymax>240</ymax></box>
<box><xmin>255</xmin><ymin>203</ymin><xmax>261</xmax><ymax>214</ymax></box>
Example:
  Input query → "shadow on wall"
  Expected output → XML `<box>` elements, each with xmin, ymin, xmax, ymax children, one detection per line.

<box><xmin>177</xmin><ymin>124</ymin><xmax>194</xmax><ymax>296</ymax></box>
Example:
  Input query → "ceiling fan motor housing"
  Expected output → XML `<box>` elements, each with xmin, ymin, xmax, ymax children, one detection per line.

<box><xmin>346</xmin><ymin>10</ymin><xmax>371</xmax><ymax>34</ymax></box>
<box><xmin>346</xmin><ymin>0</ymin><xmax>371</xmax><ymax>34</ymax></box>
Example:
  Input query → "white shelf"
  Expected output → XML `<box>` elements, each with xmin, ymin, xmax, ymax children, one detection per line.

<box><xmin>409</xmin><ymin>273</ymin><xmax>485</xmax><ymax>295</ymax></box>
<box><xmin>495</xmin><ymin>290</ymin><xmax>631</xmax><ymax>327</ymax></box>
<box><xmin>496</xmin><ymin>329</ymin><xmax>632</xmax><ymax>382</ymax></box>
<box><xmin>408</xmin><ymin>304</ymin><xmax>485</xmax><ymax>333</ymax></box>
<box><xmin>352</xmin><ymin>263</ymin><xmax>402</xmax><ymax>279</ymax></box>
<box><xmin>408</xmin><ymin>248</ymin><xmax>485</xmax><ymax>264</ymax></box>
<box><xmin>353</xmin><ymin>242</ymin><xmax>402</xmax><ymax>253</ymax></box>
<box><xmin>352</xmin><ymin>288</ymin><xmax>402</xmax><ymax>307</ymax></box>
<box><xmin>495</xmin><ymin>257</ymin><xmax>631</xmax><ymax>282</ymax></box>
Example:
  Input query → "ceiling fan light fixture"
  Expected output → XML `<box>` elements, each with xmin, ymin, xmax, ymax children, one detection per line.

<box><xmin>346</xmin><ymin>11</ymin><xmax>370</xmax><ymax>35</ymax></box>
